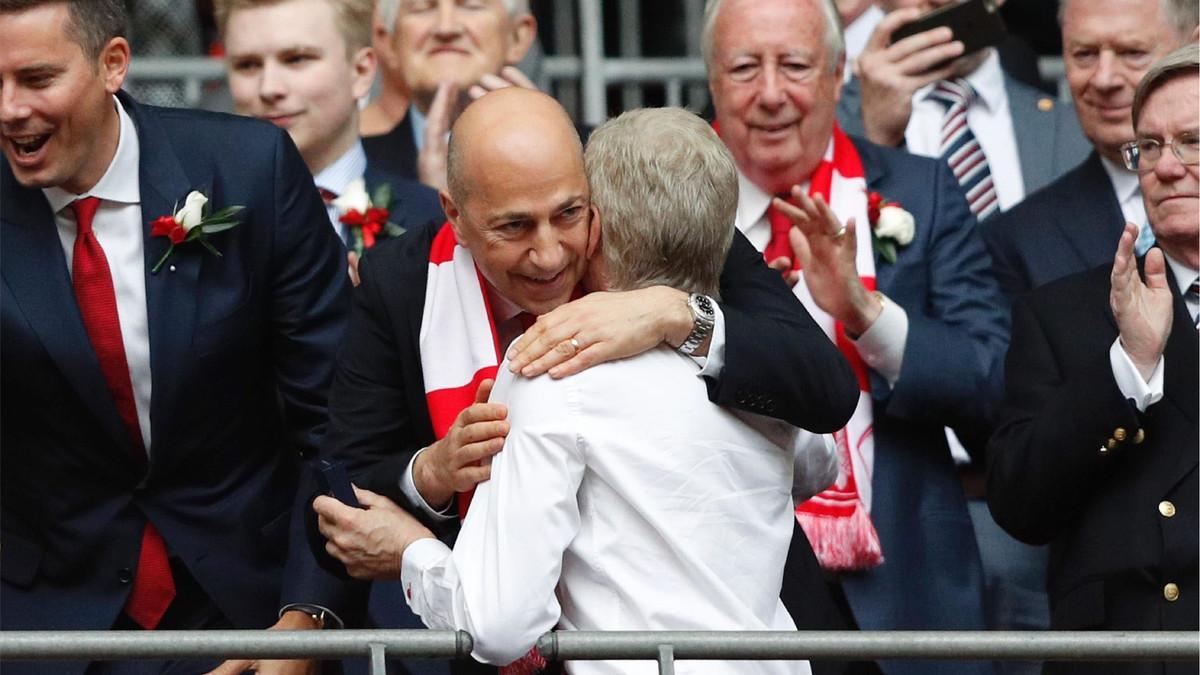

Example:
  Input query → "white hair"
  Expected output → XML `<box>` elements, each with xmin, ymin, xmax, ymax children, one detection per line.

<box><xmin>377</xmin><ymin>0</ymin><xmax>530</xmax><ymax>36</ymax></box>
<box><xmin>701</xmin><ymin>0</ymin><xmax>844</xmax><ymax>73</ymax></box>
<box><xmin>1058</xmin><ymin>0</ymin><xmax>1199</xmax><ymax>41</ymax></box>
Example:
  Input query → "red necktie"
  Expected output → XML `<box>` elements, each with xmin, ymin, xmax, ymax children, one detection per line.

<box><xmin>70</xmin><ymin>197</ymin><xmax>176</xmax><ymax>630</ymax></box>
<box><xmin>764</xmin><ymin>201</ymin><xmax>800</xmax><ymax>271</ymax></box>
<box><xmin>318</xmin><ymin>187</ymin><xmax>338</xmax><ymax>204</ymax></box>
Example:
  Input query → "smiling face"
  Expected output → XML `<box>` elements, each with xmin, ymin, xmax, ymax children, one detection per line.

<box><xmin>442</xmin><ymin>90</ymin><xmax>597</xmax><ymax>315</ymax></box>
<box><xmin>1137</xmin><ymin>73</ymin><xmax>1199</xmax><ymax>267</ymax></box>
<box><xmin>0</xmin><ymin>2</ymin><xmax>127</xmax><ymax>194</ymax></box>
<box><xmin>391</xmin><ymin>0</ymin><xmax>534</xmax><ymax>111</ymax></box>
<box><xmin>224</xmin><ymin>0</ymin><xmax>375</xmax><ymax>174</ymax></box>
<box><xmin>1061</xmin><ymin>0</ymin><xmax>1182</xmax><ymax>164</ymax></box>
<box><xmin>707</xmin><ymin>0</ymin><xmax>844</xmax><ymax>195</ymax></box>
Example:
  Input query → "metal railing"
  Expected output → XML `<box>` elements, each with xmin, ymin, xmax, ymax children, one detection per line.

<box><xmin>3</xmin><ymin>630</ymin><xmax>1197</xmax><ymax>675</ymax></box>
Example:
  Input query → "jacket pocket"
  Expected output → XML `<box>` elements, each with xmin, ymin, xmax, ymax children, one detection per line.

<box><xmin>1051</xmin><ymin>578</ymin><xmax>1106</xmax><ymax>629</ymax></box>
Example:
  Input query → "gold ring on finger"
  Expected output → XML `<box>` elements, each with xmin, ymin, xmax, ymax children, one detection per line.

<box><xmin>832</xmin><ymin>225</ymin><xmax>848</xmax><ymax>239</ymax></box>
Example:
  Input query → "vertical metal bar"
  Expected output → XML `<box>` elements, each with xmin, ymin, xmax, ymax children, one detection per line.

<box><xmin>368</xmin><ymin>643</ymin><xmax>386</xmax><ymax>675</ymax></box>
<box><xmin>618</xmin><ymin>0</ymin><xmax>644</xmax><ymax>110</ymax></box>
<box><xmin>682</xmin><ymin>0</ymin><xmax>709</xmax><ymax>109</ymax></box>
<box><xmin>657</xmin><ymin>644</ymin><xmax>676</xmax><ymax>675</ymax></box>
<box><xmin>666</xmin><ymin>79</ymin><xmax>683</xmax><ymax>108</ymax></box>
<box><xmin>579</xmin><ymin>0</ymin><xmax>608</xmax><ymax>125</ymax></box>
<box><xmin>553</xmin><ymin>0</ymin><xmax>580</xmax><ymax>118</ymax></box>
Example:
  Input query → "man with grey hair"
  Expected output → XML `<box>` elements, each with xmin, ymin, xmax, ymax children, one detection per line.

<box><xmin>335</xmin><ymin>105</ymin><xmax>831</xmax><ymax>675</ymax></box>
<box><xmin>988</xmin><ymin>44</ymin><xmax>1198</xmax><ymax>674</ymax></box>
<box><xmin>704</xmin><ymin>1</ymin><xmax>1007</xmax><ymax>674</ymax></box>
<box><xmin>361</xmin><ymin>0</ymin><xmax>538</xmax><ymax>189</ymax></box>
<box><xmin>982</xmin><ymin>0</ymin><xmax>1198</xmax><ymax>301</ymax></box>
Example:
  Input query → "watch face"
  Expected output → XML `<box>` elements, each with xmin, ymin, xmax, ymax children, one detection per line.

<box><xmin>694</xmin><ymin>294</ymin><xmax>714</xmax><ymax>317</ymax></box>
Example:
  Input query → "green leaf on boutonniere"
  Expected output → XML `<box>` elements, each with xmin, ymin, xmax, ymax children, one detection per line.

<box><xmin>872</xmin><ymin>233</ymin><xmax>897</xmax><ymax>264</ymax></box>
<box><xmin>384</xmin><ymin>222</ymin><xmax>406</xmax><ymax>237</ymax></box>
<box><xmin>371</xmin><ymin>183</ymin><xmax>393</xmax><ymax>210</ymax></box>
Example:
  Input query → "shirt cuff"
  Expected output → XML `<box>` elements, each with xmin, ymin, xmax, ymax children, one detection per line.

<box><xmin>1109</xmin><ymin>338</ymin><xmax>1164</xmax><ymax>412</ymax></box>
<box><xmin>278</xmin><ymin>603</ymin><xmax>344</xmax><ymax>629</ymax></box>
<box><xmin>401</xmin><ymin>450</ymin><xmax>457</xmax><ymax>522</ymax></box>
<box><xmin>694</xmin><ymin>301</ymin><xmax>727</xmax><ymax>375</ymax></box>
<box><xmin>400</xmin><ymin>537</ymin><xmax>452</xmax><ymax>613</ymax></box>
<box><xmin>850</xmin><ymin>292</ymin><xmax>908</xmax><ymax>386</ymax></box>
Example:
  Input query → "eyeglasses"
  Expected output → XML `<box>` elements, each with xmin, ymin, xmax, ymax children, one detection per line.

<box><xmin>1120</xmin><ymin>133</ymin><xmax>1200</xmax><ymax>172</ymax></box>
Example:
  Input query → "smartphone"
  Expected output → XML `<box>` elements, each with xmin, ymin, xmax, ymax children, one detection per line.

<box><xmin>314</xmin><ymin>459</ymin><xmax>361</xmax><ymax>508</ymax></box>
<box><xmin>891</xmin><ymin>0</ymin><xmax>1007</xmax><ymax>59</ymax></box>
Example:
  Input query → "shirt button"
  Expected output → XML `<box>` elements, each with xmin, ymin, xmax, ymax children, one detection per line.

<box><xmin>1114</xmin><ymin>427</ymin><xmax>1127</xmax><ymax>441</ymax></box>
<box><xmin>1164</xmin><ymin>583</ymin><xmax>1180</xmax><ymax>602</ymax></box>
<box><xmin>1159</xmin><ymin>501</ymin><xmax>1176</xmax><ymax>518</ymax></box>
<box><xmin>1105</xmin><ymin>438</ymin><xmax>1119</xmax><ymax>451</ymax></box>
<box><xmin>117</xmin><ymin>568</ymin><xmax>133</xmax><ymax>584</ymax></box>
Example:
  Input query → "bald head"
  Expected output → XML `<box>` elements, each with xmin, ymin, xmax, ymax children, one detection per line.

<box><xmin>446</xmin><ymin>88</ymin><xmax>583</xmax><ymax>208</ymax></box>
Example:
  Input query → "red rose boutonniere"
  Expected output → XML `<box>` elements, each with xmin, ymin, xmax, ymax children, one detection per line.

<box><xmin>149</xmin><ymin>190</ymin><xmax>244</xmax><ymax>273</ymax></box>
<box><xmin>867</xmin><ymin>191</ymin><xmax>915</xmax><ymax>264</ymax></box>
<box><xmin>332</xmin><ymin>179</ymin><xmax>405</xmax><ymax>256</ymax></box>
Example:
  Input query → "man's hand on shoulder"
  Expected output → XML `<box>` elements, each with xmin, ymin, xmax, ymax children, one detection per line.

<box><xmin>505</xmin><ymin>286</ymin><xmax>693</xmax><ymax>378</ymax></box>
<box><xmin>1111</xmin><ymin>222</ymin><xmax>1173</xmax><ymax>381</ymax></box>
<box><xmin>855</xmin><ymin>7</ymin><xmax>964</xmax><ymax>147</ymax></box>
<box><xmin>204</xmin><ymin>611</ymin><xmax>321</xmax><ymax>675</ymax></box>
<box><xmin>315</xmin><ymin>487</ymin><xmax>435</xmax><ymax>581</ymax></box>
<box><xmin>413</xmin><ymin>379</ymin><xmax>508</xmax><ymax>507</ymax></box>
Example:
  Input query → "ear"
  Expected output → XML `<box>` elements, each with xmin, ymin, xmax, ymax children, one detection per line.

<box><xmin>832</xmin><ymin>53</ymin><xmax>846</xmax><ymax>103</ymax></box>
<box><xmin>503</xmin><ymin>13</ymin><xmax>537</xmax><ymax>65</ymax></box>
<box><xmin>99</xmin><ymin>37</ymin><xmax>131</xmax><ymax>95</ymax></box>
<box><xmin>350</xmin><ymin>46</ymin><xmax>378</xmax><ymax>100</ymax></box>
<box><xmin>441</xmin><ymin>190</ymin><xmax>468</xmax><ymax>244</ymax></box>
<box><xmin>585</xmin><ymin>203</ymin><xmax>602</xmax><ymax>259</ymax></box>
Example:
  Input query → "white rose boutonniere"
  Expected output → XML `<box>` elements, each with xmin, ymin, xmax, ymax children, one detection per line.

<box><xmin>331</xmin><ymin>179</ymin><xmax>405</xmax><ymax>256</ymax></box>
<box><xmin>867</xmin><ymin>191</ymin><xmax>915</xmax><ymax>264</ymax></box>
<box><xmin>150</xmin><ymin>190</ymin><xmax>244</xmax><ymax>273</ymax></box>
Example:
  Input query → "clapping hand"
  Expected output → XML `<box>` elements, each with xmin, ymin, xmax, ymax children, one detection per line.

<box><xmin>1110</xmin><ymin>222</ymin><xmax>1173</xmax><ymax>381</ymax></box>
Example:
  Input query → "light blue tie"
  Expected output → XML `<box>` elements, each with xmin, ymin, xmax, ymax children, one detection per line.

<box><xmin>1135</xmin><ymin>221</ymin><xmax>1157</xmax><ymax>256</ymax></box>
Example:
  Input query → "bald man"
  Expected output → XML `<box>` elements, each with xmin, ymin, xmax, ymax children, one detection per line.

<box><xmin>305</xmin><ymin>89</ymin><xmax>859</xmax><ymax>662</ymax></box>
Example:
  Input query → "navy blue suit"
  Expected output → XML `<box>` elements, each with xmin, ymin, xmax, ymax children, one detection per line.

<box><xmin>1</xmin><ymin>93</ymin><xmax>348</xmax><ymax>674</ymax></box>
<box><xmin>837</xmin><ymin>138</ymin><xmax>1008</xmax><ymax>675</ymax></box>
<box><xmin>980</xmin><ymin>152</ymin><xmax>1126</xmax><ymax>303</ymax></box>
<box><xmin>360</xmin><ymin>162</ymin><xmax>443</xmax><ymax>244</ymax></box>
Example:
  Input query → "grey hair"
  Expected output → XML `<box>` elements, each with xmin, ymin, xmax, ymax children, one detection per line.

<box><xmin>1058</xmin><ymin>0</ymin><xmax>1199</xmax><ymax>40</ymax></box>
<box><xmin>584</xmin><ymin>107</ymin><xmax>738</xmax><ymax>299</ymax></box>
<box><xmin>1132</xmin><ymin>43</ymin><xmax>1200</xmax><ymax>129</ymax></box>
<box><xmin>701</xmin><ymin>0</ymin><xmax>844</xmax><ymax>73</ymax></box>
<box><xmin>377</xmin><ymin>0</ymin><xmax>530</xmax><ymax>36</ymax></box>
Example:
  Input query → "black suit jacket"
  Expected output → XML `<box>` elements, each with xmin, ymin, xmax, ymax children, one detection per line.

<box><xmin>980</xmin><ymin>152</ymin><xmax>1126</xmax><ymax>303</ymax></box>
<box><xmin>1</xmin><ymin>93</ymin><xmax>348</xmax><ymax>672</ymax></box>
<box><xmin>987</xmin><ymin>264</ymin><xmax>1198</xmax><ymax>674</ymax></box>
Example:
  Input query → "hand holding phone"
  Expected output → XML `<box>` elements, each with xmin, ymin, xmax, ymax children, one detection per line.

<box><xmin>314</xmin><ymin>459</ymin><xmax>361</xmax><ymax>508</ymax></box>
<box><xmin>891</xmin><ymin>0</ymin><xmax>1007</xmax><ymax>59</ymax></box>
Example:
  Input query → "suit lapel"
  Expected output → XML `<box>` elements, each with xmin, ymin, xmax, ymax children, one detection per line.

<box><xmin>1006</xmin><ymin>78</ymin><xmax>1054</xmax><ymax>193</ymax></box>
<box><xmin>856</xmin><ymin>139</ymin><xmax>898</xmax><ymax>289</ymax></box>
<box><xmin>364</xmin><ymin>163</ymin><xmax>412</xmax><ymax>235</ymax></box>
<box><xmin>1161</xmin><ymin>271</ymin><xmax>1198</xmax><ymax>425</ymax></box>
<box><xmin>121</xmin><ymin>94</ymin><xmax>204</xmax><ymax>460</ymax></box>
<box><xmin>0</xmin><ymin>167</ymin><xmax>141</xmax><ymax>460</ymax></box>
<box><xmin>1051</xmin><ymin>154</ymin><xmax>1126</xmax><ymax>270</ymax></box>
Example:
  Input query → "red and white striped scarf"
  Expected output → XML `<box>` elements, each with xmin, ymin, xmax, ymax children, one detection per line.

<box><xmin>419</xmin><ymin>222</ymin><xmax>503</xmax><ymax>520</ymax></box>
<box><xmin>789</xmin><ymin>125</ymin><xmax>885</xmax><ymax>571</ymax></box>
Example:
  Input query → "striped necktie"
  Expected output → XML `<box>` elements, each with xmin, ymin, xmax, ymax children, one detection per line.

<box><xmin>928</xmin><ymin>79</ymin><xmax>999</xmax><ymax>221</ymax></box>
<box><xmin>1187</xmin><ymin>278</ymin><xmax>1199</xmax><ymax>329</ymax></box>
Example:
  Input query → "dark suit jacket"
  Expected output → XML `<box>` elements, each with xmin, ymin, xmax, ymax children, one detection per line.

<box><xmin>361</xmin><ymin>161</ymin><xmax>443</xmax><ymax>240</ymax></box>
<box><xmin>835</xmin><ymin>138</ymin><xmax>1009</xmax><ymax>675</ymax></box>
<box><xmin>987</xmin><ymin>264</ymin><xmax>1198</xmax><ymax>675</ymax></box>
<box><xmin>838</xmin><ymin>73</ymin><xmax>1090</xmax><ymax>200</ymax></box>
<box><xmin>980</xmin><ymin>152</ymin><xmax>1127</xmax><ymax>303</ymax></box>
<box><xmin>0</xmin><ymin>93</ymin><xmax>349</xmax><ymax>672</ymax></box>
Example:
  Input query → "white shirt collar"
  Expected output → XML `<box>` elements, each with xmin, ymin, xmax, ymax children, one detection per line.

<box><xmin>43</xmin><ymin>96</ymin><xmax>140</xmax><ymax>213</ymax></box>
<box><xmin>916</xmin><ymin>49</ymin><xmax>1005</xmax><ymax>114</ymax></box>
<box><xmin>1162</xmin><ymin>250</ymin><xmax>1199</xmax><ymax>294</ymax></box>
<box><xmin>1099</xmin><ymin>154</ymin><xmax>1143</xmax><ymax>207</ymax></box>
<box><xmin>313</xmin><ymin>141</ymin><xmax>368</xmax><ymax>197</ymax></box>
<box><xmin>735</xmin><ymin>170</ymin><xmax>773</xmax><ymax>235</ymax></box>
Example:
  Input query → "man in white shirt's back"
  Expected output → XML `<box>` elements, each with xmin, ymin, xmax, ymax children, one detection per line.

<box><xmin>356</xmin><ymin>107</ymin><xmax>832</xmax><ymax>673</ymax></box>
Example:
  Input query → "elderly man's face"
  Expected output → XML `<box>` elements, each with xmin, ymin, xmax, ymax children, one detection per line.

<box><xmin>447</xmin><ymin>132</ymin><xmax>596</xmax><ymax>315</ymax></box>
<box><xmin>0</xmin><ymin>3</ymin><xmax>127</xmax><ymax>194</ymax></box>
<box><xmin>392</xmin><ymin>0</ymin><xmax>532</xmax><ymax>105</ymax></box>
<box><xmin>708</xmin><ymin>0</ymin><xmax>844</xmax><ymax>195</ymax></box>
<box><xmin>1137</xmin><ymin>73</ymin><xmax>1199</xmax><ymax>264</ymax></box>
<box><xmin>1062</xmin><ymin>0</ymin><xmax>1180</xmax><ymax>163</ymax></box>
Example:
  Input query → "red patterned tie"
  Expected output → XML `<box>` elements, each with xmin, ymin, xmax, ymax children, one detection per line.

<box><xmin>318</xmin><ymin>187</ymin><xmax>338</xmax><ymax>204</ymax></box>
<box><xmin>70</xmin><ymin>197</ymin><xmax>176</xmax><ymax>630</ymax></box>
<box><xmin>764</xmin><ymin>201</ymin><xmax>799</xmax><ymax>271</ymax></box>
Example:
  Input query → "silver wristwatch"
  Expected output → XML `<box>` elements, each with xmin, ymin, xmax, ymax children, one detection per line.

<box><xmin>678</xmin><ymin>293</ymin><xmax>716</xmax><ymax>356</ymax></box>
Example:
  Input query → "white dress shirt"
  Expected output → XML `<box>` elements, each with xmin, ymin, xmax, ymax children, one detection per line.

<box><xmin>398</xmin><ymin>287</ymin><xmax>731</xmax><ymax>522</ymax></box>
<box><xmin>313</xmin><ymin>141</ymin><xmax>368</xmax><ymax>242</ymax></box>
<box><xmin>1099</xmin><ymin>155</ymin><xmax>1147</xmax><ymax>228</ymax></box>
<box><xmin>1109</xmin><ymin>253</ymin><xmax>1198</xmax><ymax>411</ymax></box>
<box><xmin>403</xmin><ymin>346</ymin><xmax>827</xmax><ymax>673</ymax></box>
<box><xmin>906</xmin><ymin>51</ymin><xmax>1026</xmax><ymax>212</ymax></box>
<box><xmin>45</xmin><ymin>97</ymin><xmax>153</xmax><ymax>452</ymax></box>
<box><xmin>734</xmin><ymin>170</ymin><xmax>909</xmax><ymax>386</ymax></box>
<box><xmin>843</xmin><ymin>5</ymin><xmax>885</xmax><ymax>83</ymax></box>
